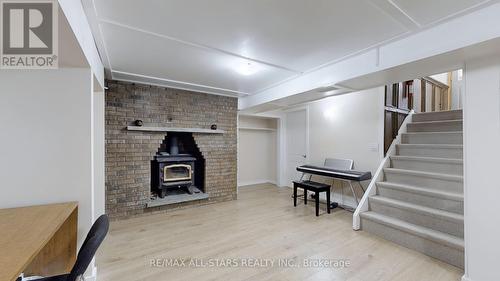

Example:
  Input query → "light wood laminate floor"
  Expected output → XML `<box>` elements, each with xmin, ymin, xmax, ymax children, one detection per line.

<box><xmin>97</xmin><ymin>184</ymin><xmax>463</xmax><ymax>281</ymax></box>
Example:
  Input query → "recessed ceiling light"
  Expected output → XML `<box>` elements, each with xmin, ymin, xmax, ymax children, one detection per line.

<box><xmin>235</xmin><ymin>61</ymin><xmax>259</xmax><ymax>76</ymax></box>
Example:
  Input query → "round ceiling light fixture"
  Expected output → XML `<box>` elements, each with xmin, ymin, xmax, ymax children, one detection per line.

<box><xmin>235</xmin><ymin>61</ymin><xmax>259</xmax><ymax>76</ymax></box>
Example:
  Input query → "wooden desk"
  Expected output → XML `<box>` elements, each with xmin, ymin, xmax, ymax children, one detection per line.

<box><xmin>0</xmin><ymin>202</ymin><xmax>78</xmax><ymax>281</ymax></box>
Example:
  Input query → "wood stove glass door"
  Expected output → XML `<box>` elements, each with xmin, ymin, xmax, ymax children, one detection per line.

<box><xmin>163</xmin><ymin>164</ymin><xmax>192</xmax><ymax>182</ymax></box>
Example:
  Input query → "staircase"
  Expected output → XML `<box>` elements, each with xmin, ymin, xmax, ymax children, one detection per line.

<box><xmin>360</xmin><ymin>109</ymin><xmax>464</xmax><ymax>268</ymax></box>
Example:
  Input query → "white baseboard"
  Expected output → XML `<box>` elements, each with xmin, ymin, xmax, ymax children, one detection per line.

<box><xmin>238</xmin><ymin>179</ymin><xmax>276</xmax><ymax>187</ymax></box>
<box><xmin>461</xmin><ymin>275</ymin><xmax>472</xmax><ymax>281</ymax></box>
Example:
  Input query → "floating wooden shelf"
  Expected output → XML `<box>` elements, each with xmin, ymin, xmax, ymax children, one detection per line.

<box><xmin>127</xmin><ymin>126</ymin><xmax>225</xmax><ymax>134</ymax></box>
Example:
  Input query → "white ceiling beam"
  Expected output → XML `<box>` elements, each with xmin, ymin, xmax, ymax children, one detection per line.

<box><xmin>58</xmin><ymin>0</ymin><xmax>104</xmax><ymax>88</ymax></box>
<box><xmin>111</xmin><ymin>70</ymin><xmax>249</xmax><ymax>98</ymax></box>
<box><xmin>81</xmin><ymin>0</ymin><xmax>112</xmax><ymax>79</ymax></box>
<box><xmin>239</xmin><ymin>2</ymin><xmax>500</xmax><ymax>110</ymax></box>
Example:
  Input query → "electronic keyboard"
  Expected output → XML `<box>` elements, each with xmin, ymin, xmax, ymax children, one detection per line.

<box><xmin>296</xmin><ymin>165</ymin><xmax>372</xmax><ymax>181</ymax></box>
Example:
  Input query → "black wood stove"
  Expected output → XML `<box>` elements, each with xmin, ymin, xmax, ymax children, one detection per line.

<box><xmin>151</xmin><ymin>134</ymin><xmax>204</xmax><ymax>198</ymax></box>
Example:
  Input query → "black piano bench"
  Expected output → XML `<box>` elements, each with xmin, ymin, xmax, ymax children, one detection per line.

<box><xmin>293</xmin><ymin>180</ymin><xmax>331</xmax><ymax>216</ymax></box>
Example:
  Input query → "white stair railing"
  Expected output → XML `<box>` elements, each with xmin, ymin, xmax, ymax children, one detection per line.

<box><xmin>352</xmin><ymin>110</ymin><xmax>414</xmax><ymax>230</ymax></box>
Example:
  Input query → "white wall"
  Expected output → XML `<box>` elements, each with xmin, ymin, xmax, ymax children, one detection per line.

<box><xmin>237</xmin><ymin>116</ymin><xmax>278</xmax><ymax>186</ymax></box>
<box><xmin>0</xmin><ymin>68</ymin><xmax>95</xmax><ymax>245</ymax></box>
<box><xmin>308</xmin><ymin>88</ymin><xmax>384</xmax><ymax>171</ymax></box>
<box><xmin>92</xmin><ymin>89</ymin><xmax>105</xmax><ymax>220</ymax></box>
<box><xmin>462</xmin><ymin>56</ymin><xmax>500</xmax><ymax>281</ymax></box>
<box><xmin>282</xmin><ymin>87</ymin><xmax>385</xmax><ymax>207</ymax></box>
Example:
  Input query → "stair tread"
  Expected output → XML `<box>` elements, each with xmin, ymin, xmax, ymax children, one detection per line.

<box><xmin>361</xmin><ymin>211</ymin><xmax>464</xmax><ymax>250</ymax></box>
<box><xmin>410</xmin><ymin>119</ymin><xmax>463</xmax><ymax>125</ymax></box>
<box><xmin>384</xmin><ymin>168</ymin><xmax>464</xmax><ymax>181</ymax></box>
<box><xmin>397</xmin><ymin>143</ymin><xmax>463</xmax><ymax>148</ymax></box>
<box><xmin>412</xmin><ymin>111</ymin><xmax>463</xmax><ymax>123</ymax></box>
<box><xmin>369</xmin><ymin>195</ymin><xmax>464</xmax><ymax>222</ymax></box>
<box><xmin>390</xmin><ymin>155</ymin><xmax>463</xmax><ymax>164</ymax></box>
<box><xmin>403</xmin><ymin>131</ymin><xmax>463</xmax><ymax>135</ymax></box>
<box><xmin>413</xmin><ymin>109</ymin><xmax>462</xmax><ymax>116</ymax></box>
<box><xmin>376</xmin><ymin>181</ymin><xmax>464</xmax><ymax>201</ymax></box>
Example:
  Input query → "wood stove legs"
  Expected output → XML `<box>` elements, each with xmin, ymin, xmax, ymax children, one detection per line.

<box><xmin>158</xmin><ymin>186</ymin><xmax>202</xmax><ymax>198</ymax></box>
<box><xmin>188</xmin><ymin>186</ymin><xmax>202</xmax><ymax>194</ymax></box>
<box><xmin>159</xmin><ymin>189</ymin><xmax>167</xmax><ymax>198</ymax></box>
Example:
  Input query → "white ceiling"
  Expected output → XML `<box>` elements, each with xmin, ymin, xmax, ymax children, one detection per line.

<box><xmin>83</xmin><ymin>0</ymin><xmax>496</xmax><ymax>97</ymax></box>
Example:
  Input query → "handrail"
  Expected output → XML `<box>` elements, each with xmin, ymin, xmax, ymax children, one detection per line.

<box><xmin>384</xmin><ymin>106</ymin><xmax>411</xmax><ymax>115</ymax></box>
<box><xmin>352</xmin><ymin>110</ymin><xmax>415</xmax><ymax>230</ymax></box>
<box><xmin>422</xmin><ymin>76</ymin><xmax>449</xmax><ymax>90</ymax></box>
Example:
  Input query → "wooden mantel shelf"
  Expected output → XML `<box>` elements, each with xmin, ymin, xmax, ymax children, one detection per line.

<box><xmin>127</xmin><ymin>126</ymin><xmax>225</xmax><ymax>134</ymax></box>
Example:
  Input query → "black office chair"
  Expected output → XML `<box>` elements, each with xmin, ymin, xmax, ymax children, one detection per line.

<box><xmin>18</xmin><ymin>215</ymin><xmax>109</xmax><ymax>281</ymax></box>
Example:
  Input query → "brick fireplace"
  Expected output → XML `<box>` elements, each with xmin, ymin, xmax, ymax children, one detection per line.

<box><xmin>151</xmin><ymin>133</ymin><xmax>205</xmax><ymax>200</ymax></box>
<box><xmin>105</xmin><ymin>80</ymin><xmax>237</xmax><ymax>220</ymax></box>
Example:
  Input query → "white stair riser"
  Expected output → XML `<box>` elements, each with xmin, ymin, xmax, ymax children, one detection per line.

<box><xmin>361</xmin><ymin>218</ymin><xmax>464</xmax><ymax>269</ymax></box>
<box><xmin>407</xmin><ymin>121</ymin><xmax>462</xmax><ymax>132</ymax></box>
<box><xmin>384</xmin><ymin>172</ymin><xmax>462</xmax><ymax>192</ymax></box>
<box><xmin>412</xmin><ymin>111</ymin><xmax>463</xmax><ymax>122</ymax></box>
<box><xmin>402</xmin><ymin>133</ymin><xmax>463</xmax><ymax>144</ymax></box>
<box><xmin>391</xmin><ymin>158</ymin><xmax>463</xmax><ymax>175</ymax></box>
<box><xmin>376</xmin><ymin>185</ymin><xmax>463</xmax><ymax>214</ymax></box>
<box><xmin>369</xmin><ymin>199</ymin><xmax>463</xmax><ymax>237</ymax></box>
<box><xmin>397</xmin><ymin>146</ymin><xmax>463</xmax><ymax>158</ymax></box>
